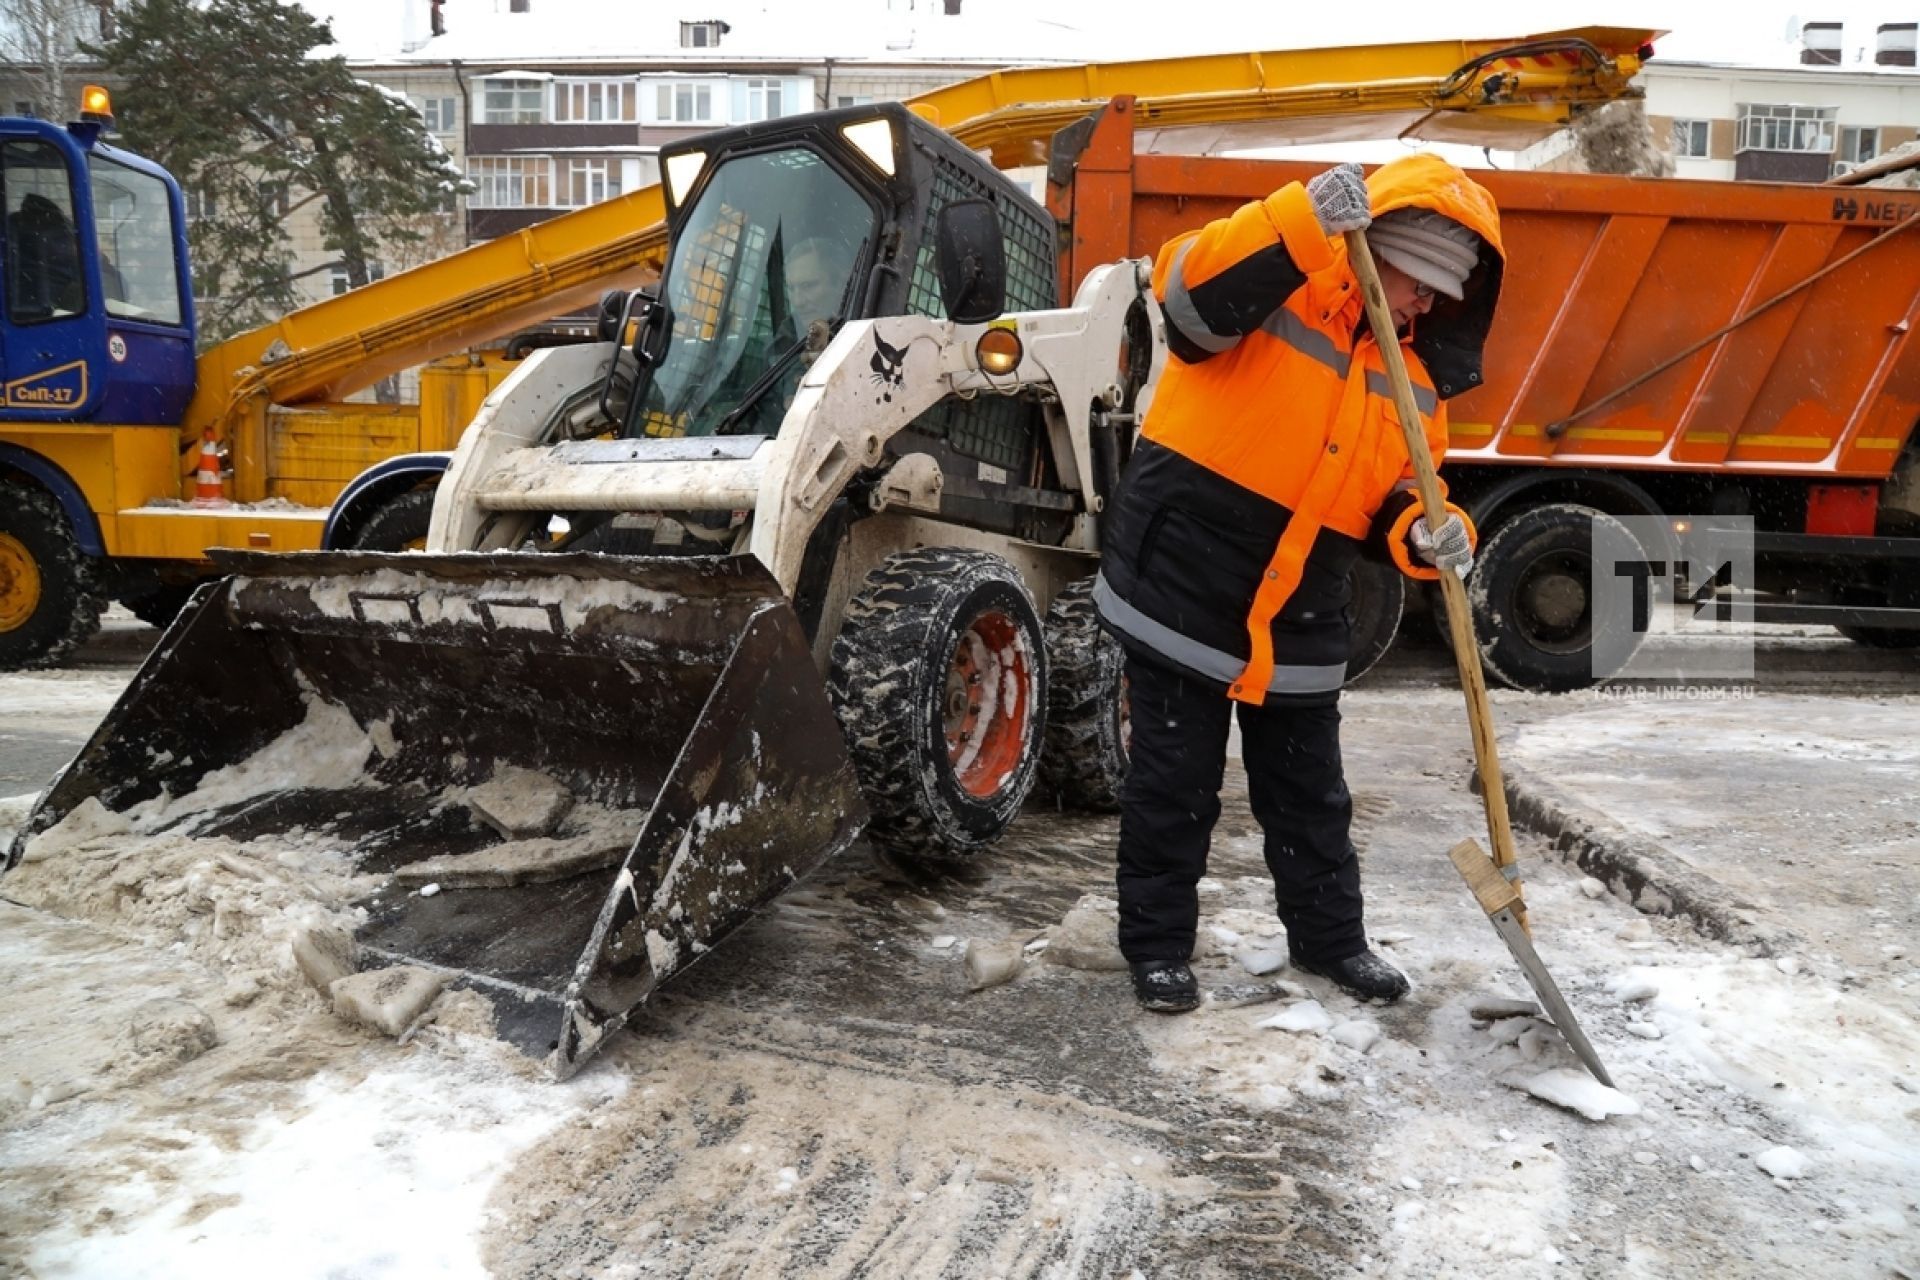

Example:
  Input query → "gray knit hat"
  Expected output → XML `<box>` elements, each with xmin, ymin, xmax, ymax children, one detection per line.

<box><xmin>1367</xmin><ymin>207</ymin><xmax>1481</xmax><ymax>300</ymax></box>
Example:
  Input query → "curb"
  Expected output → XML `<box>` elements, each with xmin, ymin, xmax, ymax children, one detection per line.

<box><xmin>1500</xmin><ymin>763</ymin><xmax>1800</xmax><ymax>958</ymax></box>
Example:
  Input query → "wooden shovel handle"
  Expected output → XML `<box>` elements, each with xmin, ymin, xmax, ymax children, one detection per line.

<box><xmin>1344</xmin><ymin>227</ymin><xmax>1523</xmax><ymax>879</ymax></box>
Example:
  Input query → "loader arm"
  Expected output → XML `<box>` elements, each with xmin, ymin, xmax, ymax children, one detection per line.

<box><xmin>180</xmin><ymin>25</ymin><xmax>1654</xmax><ymax>475</ymax></box>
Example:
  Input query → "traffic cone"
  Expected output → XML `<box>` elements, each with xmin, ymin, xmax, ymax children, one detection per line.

<box><xmin>191</xmin><ymin>429</ymin><xmax>230</xmax><ymax>508</ymax></box>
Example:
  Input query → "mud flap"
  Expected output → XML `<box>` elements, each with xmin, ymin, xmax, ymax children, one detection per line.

<box><xmin>7</xmin><ymin>551</ymin><xmax>866</xmax><ymax>1078</ymax></box>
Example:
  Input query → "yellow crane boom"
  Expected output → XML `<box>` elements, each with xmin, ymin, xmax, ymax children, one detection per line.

<box><xmin>184</xmin><ymin>26</ymin><xmax>1653</xmax><ymax>470</ymax></box>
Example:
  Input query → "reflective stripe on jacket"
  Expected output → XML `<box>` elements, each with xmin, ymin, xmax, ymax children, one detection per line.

<box><xmin>1097</xmin><ymin>154</ymin><xmax>1505</xmax><ymax>705</ymax></box>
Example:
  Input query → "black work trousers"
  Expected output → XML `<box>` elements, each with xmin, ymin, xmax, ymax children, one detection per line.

<box><xmin>1115</xmin><ymin>654</ymin><xmax>1365</xmax><ymax>965</ymax></box>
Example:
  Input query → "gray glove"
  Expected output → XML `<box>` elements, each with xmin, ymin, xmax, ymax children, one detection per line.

<box><xmin>1411</xmin><ymin>513</ymin><xmax>1473</xmax><ymax>579</ymax></box>
<box><xmin>1306</xmin><ymin>163</ymin><xmax>1371</xmax><ymax>236</ymax></box>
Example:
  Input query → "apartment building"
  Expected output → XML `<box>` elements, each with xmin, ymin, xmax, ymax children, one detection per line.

<box><xmin>1644</xmin><ymin>19</ymin><xmax>1920</xmax><ymax>182</ymax></box>
<box><xmin>346</xmin><ymin>1</ymin><xmax>1070</xmax><ymax>268</ymax></box>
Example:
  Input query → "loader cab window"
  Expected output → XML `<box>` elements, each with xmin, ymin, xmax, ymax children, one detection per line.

<box><xmin>640</xmin><ymin>146</ymin><xmax>872</xmax><ymax>439</ymax></box>
<box><xmin>2</xmin><ymin>139</ymin><xmax>85</xmax><ymax>323</ymax></box>
<box><xmin>87</xmin><ymin>155</ymin><xmax>184</xmax><ymax>326</ymax></box>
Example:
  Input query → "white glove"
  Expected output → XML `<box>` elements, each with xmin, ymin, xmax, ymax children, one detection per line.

<box><xmin>1306</xmin><ymin>163</ymin><xmax>1371</xmax><ymax>236</ymax></box>
<box><xmin>1411</xmin><ymin>513</ymin><xmax>1473</xmax><ymax>579</ymax></box>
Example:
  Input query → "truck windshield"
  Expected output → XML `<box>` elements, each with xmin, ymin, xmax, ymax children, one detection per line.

<box><xmin>87</xmin><ymin>155</ymin><xmax>183</xmax><ymax>327</ymax></box>
<box><xmin>640</xmin><ymin>146</ymin><xmax>872</xmax><ymax>438</ymax></box>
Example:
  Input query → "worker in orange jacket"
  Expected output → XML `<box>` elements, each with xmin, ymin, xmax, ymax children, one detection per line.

<box><xmin>1095</xmin><ymin>154</ymin><xmax>1503</xmax><ymax>1012</ymax></box>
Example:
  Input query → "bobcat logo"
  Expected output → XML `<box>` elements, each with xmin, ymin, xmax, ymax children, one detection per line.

<box><xmin>869</xmin><ymin>332</ymin><xmax>908</xmax><ymax>403</ymax></box>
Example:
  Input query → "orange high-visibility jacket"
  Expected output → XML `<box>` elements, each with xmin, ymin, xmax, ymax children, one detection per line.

<box><xmin>1095</xmin><ymin>155</ymin><xmax>1505</xmax><ymax>704</ymax></box>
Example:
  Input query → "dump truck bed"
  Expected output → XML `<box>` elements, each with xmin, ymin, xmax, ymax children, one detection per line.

<box><xmin>1065</xmin><ymin>157</ymin><xmax>1920</xmax><ymax>479</ymax></box>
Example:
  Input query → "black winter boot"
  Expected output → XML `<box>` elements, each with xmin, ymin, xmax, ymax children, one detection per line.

<box><xmin>1129</xmin><ymin>960</ymin><xmax>1201</xmax><ymax>1013</ymax></box>
<box><xmin>1290</xmin><ymin>948</ymin><xmax>1409</xmax><ymax>1004</ymax></box>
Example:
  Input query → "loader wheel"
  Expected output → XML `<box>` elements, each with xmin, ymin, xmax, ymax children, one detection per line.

<box><xmin>829</xmin><ymin>548</ymin><xmax>1047</xmax><ymax>861</ymax></box>
<box><xmin>349</xmin><ymin>488</ymin><xmax>437</xmax><ymax>552</ymax></box>
<box><xmin>1343</xmin><ymin>557</ymin><xmax>1405</xmax><ymax>685</ymax></box>
<box><xmin>0</xmin><ymin>486</ymin><xmax>103</xmax><ymax>670</ymax></box>
<box><xmin>1040</xmin><ymin>577</ymin><xmax>1129</xmax><ymax>812</ymax></box>
<box><xmin>1472</xmin><ymin>503</ymin><xmax>1642</xmax><ymax>693</ymax></box>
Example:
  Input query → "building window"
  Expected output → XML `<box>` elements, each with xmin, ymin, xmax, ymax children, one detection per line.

<box><xmin>1839</xmin><ymin>126</ymin><xmax>1880</xmax><ymax>164</ymax></box>
<box><xmin>479</xmin><ymin>79</ymin><xmax>546</xmax><ymax>125</ymax></box>
<box><xmin>1800</xmin><ymin>21</ymin><xmax>1842</xmax><ymax>65</ymax></box>
<box><xmin>835</xmin><ymin>95</ymin><xmax>875</xmax><ymax>108</ymax></box>
<box><xmin>466</xmin><ymin>156</ymin><xmax>553</xmax><ymax>208</ymax></box>
<box><xmin>418</xmin><ymin>96</ymin><xmax>457</xmax><ymax>135</ymax></box>
<box><xmin>1879</xmin><ymin>22</ymin><xmax>1918</xmax><ymax>67</ymax></box>
<box><xmin>746</xmin><ymin>79</ymin><xmax>785</xmax><ymax>122</ymax></box>
<box><xmin>184</xmin><ymin>186</ymin><xmax>216</xmax><ymax>220</ymax></box>
<box><xmin>1736</xmin><ymin>103</ymin><xmax>1837</xmax><ymax>154</ymax></box>
<box><xmin>554</xmin><ymin>80</ymin><xmax>638</xmax><ymax>124</ymax></box>
<box><xmin>329</xmin><ymin>261</ymin><xmax>386</xmax><ymax>296</ymax></box>
<box><xmin>1671</xmin><ymin>119</ymin><xmax>1710</xmax><ymax>158</ymax></box>
<box><xmin>559</xmin><ymin>158</ymin><xmax>622</xmax><ymax>207</ymax></box>
<box><xmin>680</xmin><ymin>20</ymin><xmax>726</xmax><ymax>47</ymax></box>
<box><xmin>655</xmin><ymin>82</ymin><xmax>713</xmax><ymax>124</ymax></box>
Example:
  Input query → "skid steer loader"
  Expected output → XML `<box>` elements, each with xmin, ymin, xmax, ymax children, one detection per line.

<box><xmin>6</xmin><ymin>104</ymin><xmax>1161</xmax><ymax>1077</ymax></box>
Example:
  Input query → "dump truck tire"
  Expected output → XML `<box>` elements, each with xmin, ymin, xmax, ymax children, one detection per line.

<box><xmin>1471</xmin><ymin>503</ymin><xmax>1642</xmax><ymax>693</ymax></box>
<box><xmin>1040</xmin><ymin>577</ymin><xmax>1128</xmax><ymax>812</ymax></box>
<box><xmin>0</xmin><ymin>486</ymin><xmax>102</xmax><ymax>670</ymax></box>
<box><xmin>349</xmin><ymin>489</ymin><xmax>437</xmax><ymax>552</ymax></box>
<box><xmin>1344</xmin><ymin>557</ymin><xmax>1404</xmax><ymax>685</ymax></box>
<box><xmin>830</xmin><ymin>548</ymin><xmax>1047</xmax><ymax>860</ymax></box>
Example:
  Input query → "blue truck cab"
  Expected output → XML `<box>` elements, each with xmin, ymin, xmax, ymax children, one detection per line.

<box><xmin>0</xmin><ymin>103</ymin><xmax>196</xmax><ymax>425</ymax></box>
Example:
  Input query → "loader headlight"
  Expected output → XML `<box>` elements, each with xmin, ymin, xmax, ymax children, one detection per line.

<box><xmin>975</xmin><ymin>323</ymin><xmax>1022</xmax><ymax>377</ymax></box>
<box><xmin>840</xmin><ymin>119</ymin><xmax>897</xmax><ymax>177</ymax></box>
<box><xmin>664</xmin><ymin>151</ymin><xmax>707</xmax><ymax>206</ymax></box>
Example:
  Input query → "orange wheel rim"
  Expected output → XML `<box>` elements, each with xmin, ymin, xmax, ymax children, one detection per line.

<box><xmin>943</xmin><ymin>608</ymin><xmax>1033</xmax><ymax>799</ymax></box>
<box><xmin>0</xmin><ymin>532</ymin><xmax>42</xmax><ymax>631</ymax></box>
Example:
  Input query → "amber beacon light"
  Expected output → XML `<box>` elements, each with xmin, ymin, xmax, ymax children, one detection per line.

<box><xmin>79</xmin><ymin>85</ymin><xmax>114</xmax><ymax>125</ymax></box>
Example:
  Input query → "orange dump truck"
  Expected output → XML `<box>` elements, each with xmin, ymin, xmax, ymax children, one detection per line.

<box><xmin>1050</xmin><ymin>99</ymin><xmax>1920</xmax><ymax>689</ymax></box>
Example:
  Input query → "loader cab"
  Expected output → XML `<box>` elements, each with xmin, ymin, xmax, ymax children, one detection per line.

<box><xmin>0</xmin><ymin>98</ymin><xmax>196</xmax><ymax>426</ymax></box>
<box><xmin>632</xmin><ymin>103</ymin><xmax>1058</xmax><ymax>450</ymax></box>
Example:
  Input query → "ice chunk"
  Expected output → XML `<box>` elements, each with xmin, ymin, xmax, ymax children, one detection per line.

<box><xmin>121</xmin><ymin>998</ymin><xmax>218</xmax><ymax>1066</ymax></box>
<box><xmin>1625</xmin><ymin>1021</ymin><xmax>1662</xmax><ymax>1040</ymax></box>
<box><xmin>1237</xmin><ymin>947</ymin><xmax>1288</xmax><ymax>977</ymax></box>
<box><xmin>1470</xmin><ymin>996</ymin><xmax>1541</xmax><ymax>1021</ymax></box>
<box><xmin>1257</xmin><ymin>1000</ymin><xmax>1333</xmax><ymax>1034</ymax></box>
<box><xmin>1607</xmin><ymin>973</ymin><xmax>1659</xmax><ymax>1003</ymax></box>
<box><xmin>331</xmin><ymin>966</ymin><xmax>447</xmax><ymax>1037</ymax></box>
<box><xmin>1519</xmin><ymin>1068</ymin><xmax>1642</xmax><ymax>1121</ymax></box>
<box><xmin>1578</xmin><ymin>877</ymin><xmax>1607</xmax><ymax>899</ymax></box>
<box><xmin>964</xmin><ymin>938</ymin><xmax>1026</xmax><ymax>991</ymax></box>
<box><xmin>291</xmin><ymin>924</ymin><xmax>356</xmax><ymax>994</ymax></box>
<box><xmin>467</xmin><ymin>766</ymin><xmax>574</xmax><ymax>839</ymax></box>
<box><xmin>929</xmin><ymin>935</ymin><xmax>958</xmax><ymax>950</ymax></box>
<box><xmin>1756</xmin><ymin>1146</ymin><xmax>1810</xmax><ymax>1180</ymax></box>
<box><xmin>1046</xmin><ymin>895</ymin><xmax>1127</xmax><ymax>972</ymax></box>
<box><xmin>1330</xmin><ymin>1020</ymin><xmax>1382</xmax><ymax>1053</ymax></box>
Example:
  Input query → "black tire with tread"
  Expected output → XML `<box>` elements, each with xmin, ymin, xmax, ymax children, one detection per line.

<box><xmin>1470</xmin><ymin>502</ymin><xmax>1641</xmax><ymax>693</ymax></box>
<box><xmin>1040</xmin><ymin>577</ymin><xmax>1128</xmax><ymax>812</ymax></box>
<box><xmin>0</xmin><ymin>486</ymin><xmax>103</xmax><ymax>670</ymax></box>
<box><xmin>1343</xmin><ymin>557</ymin><xmax>1405</xmax><ymax>685</ymax></box>
<box><xmin>828</xmin><ymin>548</ymin><xmax>1047</xmax><ymax>861</ymax></box>
<box><xmin>349</xmin><ymin>488</ymin><xmax>437</xmax><ymax>552</ymax></box>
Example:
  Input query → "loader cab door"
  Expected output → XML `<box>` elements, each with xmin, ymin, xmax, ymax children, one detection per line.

<box><xmin>0</xmin><ymin>122</ymin><xmax>194</xmax><ymax>425</ymax></box>
<box><xmin>633</xmin><ymin>144</ymin><xmax>877</xmax><ymax>440</ymax></box>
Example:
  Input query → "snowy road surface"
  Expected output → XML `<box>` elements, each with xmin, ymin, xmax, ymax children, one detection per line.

<box><xmin>0</xmin><ymin>615</ymin><xmax>1915</xmax><ymax>1278</ymax></box>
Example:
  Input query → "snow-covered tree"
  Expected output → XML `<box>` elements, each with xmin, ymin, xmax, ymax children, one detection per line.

<box><xmin>89</xmin><ymin>0</ymin><xmax>470</xmax><ymax>344</ymax></box>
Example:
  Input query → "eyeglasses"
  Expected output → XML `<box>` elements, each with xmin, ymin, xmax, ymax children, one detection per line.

<box><xmin>1413</xmin><ymin>281</ymin><xmax>1438</xmax><ymax>301</ymax></box>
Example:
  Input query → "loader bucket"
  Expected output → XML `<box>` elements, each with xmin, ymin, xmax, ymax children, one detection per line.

<box><xmin>6</xmin><ymin>550</ymin><xmax>866</xmax><ymax>1077</ymax></box>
